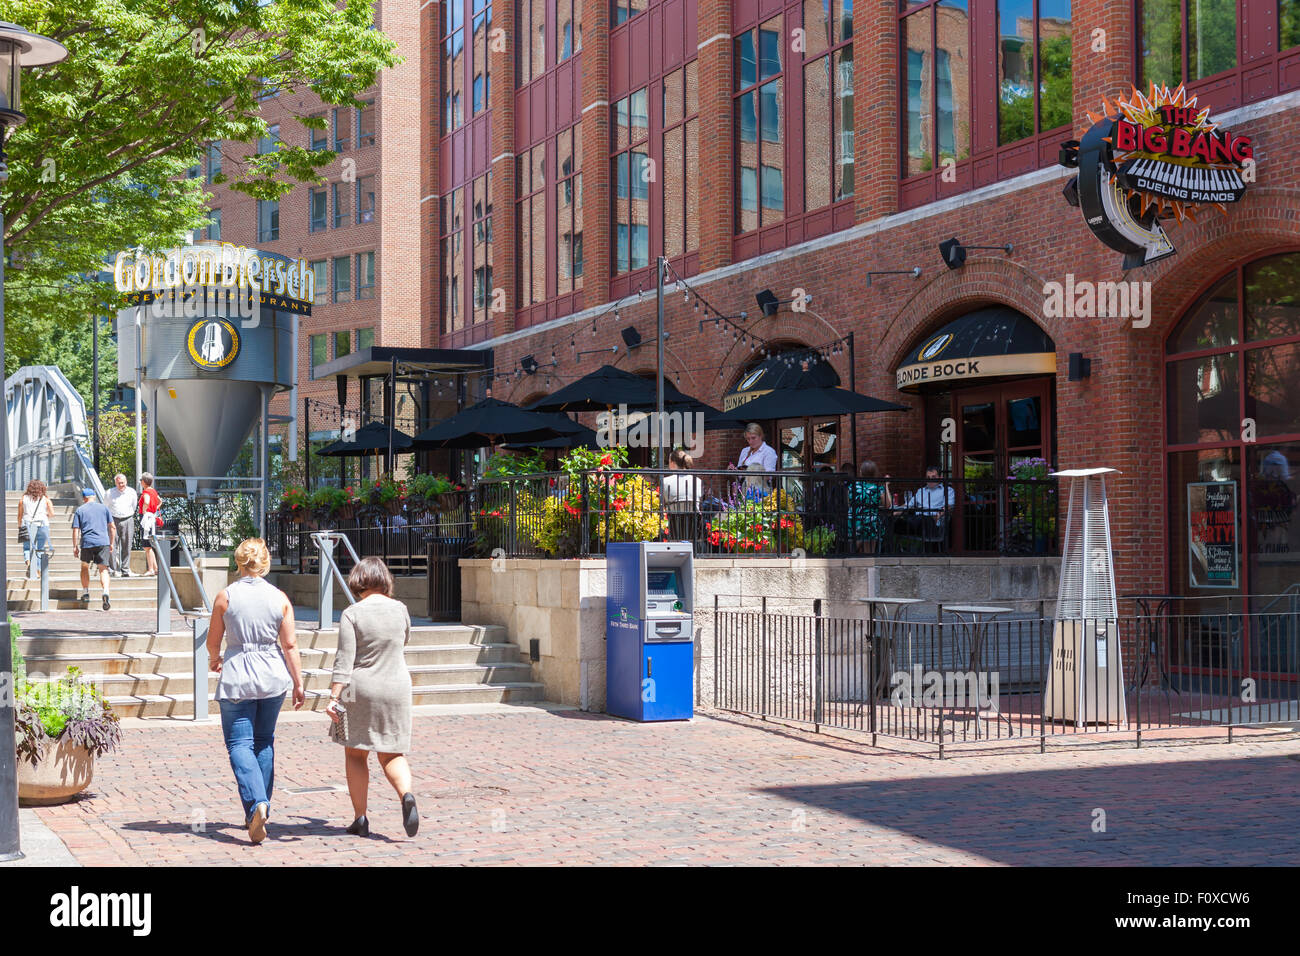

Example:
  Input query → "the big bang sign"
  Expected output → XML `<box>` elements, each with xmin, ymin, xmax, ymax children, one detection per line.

<box><xmin>1061</xmin><ymin>84</ymin><xmax>1254</xmax><ymax>268</ymax></box>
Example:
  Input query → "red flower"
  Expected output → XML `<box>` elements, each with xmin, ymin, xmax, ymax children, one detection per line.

<box><xmin>563</xmin><ymin>502</ymin><xmax>578</xmax><ymax>516</ymax></box>
<box><xmin>599</xmin><ymin>454</ymin><xmax>613</xmax><ymax>467</ymax></box>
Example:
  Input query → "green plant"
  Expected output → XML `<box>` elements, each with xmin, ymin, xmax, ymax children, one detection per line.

<box><xmin>705</xmin><ymin>487</ymin><xmax>801</xmax><ymax>553</ymax></box>
<box><xmin>1007</xmin><ymin>457</ymin><xmax>1057</xmax><ymax>546</ymax></box>
<box><xmin>16</xmin><ymin>667</ymin><xmax>122</xmax><ymax>768</ymax></box>
<box><xmin>482</xmin><ymin>449</ymin><xmax>548</xmax><ymax>479</ymax></box>
<box><xmin>407</xmin><ymin>473</ymin><xmax>461</xmax><ymax>498</ymax></box>
<box><xmin>802</xmin><ymin>525</ymin><xmax>837</xmax><ymax>557</ymax></box>
<box><xmin>310</xmin><ymin>485</ymin><xmax>351</xmax><ymax>517</ymax></box>
<box><xmin>280</xmin><ymin>485</ymin><xmax>309</xmax><ymax>512</ymax></box>
<box><xmin>10</xmin><ymin>619</ymin><xmax>25</xmax><ymax>688</ymax></box>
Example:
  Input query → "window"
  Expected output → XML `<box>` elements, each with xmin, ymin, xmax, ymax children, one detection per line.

<box><xmin>613</xmin><ymin>0</ymin><xmax>646</xmax><ymax>26</ymax></box>
<box><xmin>443</xmin><ymin>1</ymin><xmax>466</xmax><ymax>130</ymax></box>
<box><xmin>901</xmin><ymin>1</ymin><xmax>970</xmax><ymax>177</ymax></box>
<box><xmin>1286</xmin><ymin>0</ymin><xmax>1300</xmax><ymax>51</ymax></box>
<box><xmin>334</xmin><ymin>330</ymin><xmax>352</xmax><ymax>359</ymax></box>
<box><xmin>472</xmin><ymin>0</ymin><xmax>493</xmax><ymax>116</ymax></box>
<box><xmin>662</xmin><ymin>64</ymin><xmax>699</xmax><ymax>259</ymax></box>
<box><xmin>555</xmin><ymin>126</ymin><xmax>583</xmax><ymax>295</ymax></box>
<box><xmin>356</xmin><ymin>251</ymin><xmax>375</xmax><ymax>299</ymax></box>
<box><xmin>517</xmin><ymin>145</ymin><xmax>545</xmax><ymax>309</ymax></box>
<box><xmin>311</xmin><ymin>260</ymin><xmax>328</xmax><ymax>305</ymax></box>
<box><xmin>258</xmin><ymin>199</ymin><xmax>279</xmax><ymax>242</ymax></box>
<box><xmin>358</xmin><ymin>328</ymin><xmax>375</xmax><ymax>351</ymax></box>
<box><xmin>1140</xmin><ymin>0</ymin><xmax>1235</xmax><ymax>87</ymax></box>
<box><xmin>442</xmin><ymin>186</ymin><xmax>465</xmax><ymax>333</ymax></box>
<box><xmin>998</xmin><ymin>0</ymin><xmax>1072</xmax><ymax>146</ymax></box>
<box><xmin>611</xmin><ymin>88</ymin><xmax>650</xmax><ymax>272</ymax></box>
<box><xmin>357</xmin><ymin>101</ymin><xmax>376</xmax><ymax>148</ymax></box>
<box><xmin>356</xmin><ymin>176</ymin><xmax>375</xmax><ymax>224</ymax></box>
<box><xmin>206</xmin><ymin>209</ymin><xmax>221</xmax><ymax>242</ymax></box>
<box><xmin>206</xmin><ymin>141</ymin><xmax>222</xmax><ymax>182</ymax></box>
<box><xmin>469</xmin><ymin>173</ymin><xmax>492</xmax><ymax>323</ymax></box>
<box><xmin>735</xmin><ymin>19</ymin><xmax>784</xmax><ymax>233</ymax></box>
<box><xmin>310</xmin><ymin>188</ymin><xmax>328</xmax><ymax>232</ymax></box>
<box><xmin>518</xmin><ymin>0</ymin><xmax>546</xmax><ymax>85</ymax></box>
<box><xmin>258</xmin><ymin>124</ymin><xmax>280</xmax><ymax>157</ymax></box>
<box><xmin>333</xmin><ymin>181</ymin><xmax>350</xmax><ymax>228</ymax></box>
<box><xmin>333</xmin><ymin>108</ymin><xmax>348</xmax><ymax>152</ymax></box>
<box><xmin>333</xmin><ymin>256</ymin><xmax>351</xmax><ymax>302</ymax></box>
<box><xmin>558</xmin><ymin>0</ymin><xmax>581</xmax><ymax>61</ymax></box>
<box><xmin>804</xmin><ymin>1</ymin><xmax>854</xmax><ymax>210</ymax></box>
<box><xmin>311</xmin><ymin>333</ymin><xmax>328</xmax><ymax>370</ymax></box>
<box><xmin>185</xmin><ymin>160</ymin><xmax>201</xmax><ymax>179</ymax></box>
<box><xmin>309</xmin><ymin>116</ymin><xmax>328</xmax><ymax>151</ymax></box>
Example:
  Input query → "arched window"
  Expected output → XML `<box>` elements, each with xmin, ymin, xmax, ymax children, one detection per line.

<box><xmin>1165</xmin><ymin>251</ymin><xmax>1300</xmax><ymax>631</ymax></box>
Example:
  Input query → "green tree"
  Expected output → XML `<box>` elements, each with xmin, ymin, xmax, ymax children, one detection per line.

<box><xmin>0</xmin><ymin>0</ymin><xmax>400</xmax><ymax>377</ymax></box>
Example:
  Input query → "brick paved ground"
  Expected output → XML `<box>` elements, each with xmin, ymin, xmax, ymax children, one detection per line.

<box><xmin>30</xmin><ymin>708</ymin><xmax>1300</xmax><ymax>865</ymax></box>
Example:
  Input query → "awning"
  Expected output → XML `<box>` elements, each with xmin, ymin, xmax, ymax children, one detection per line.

<box><xmin>312</xmin><ymin>346</ymin><xmax>491</xmax><ymax>381</ymax></box>
<box><xmin>894</xmin><ymin>308</ymin><xmax>1056</xmax><ymax>392</ymax></box>
<box><xmin>722</xmin><ymin>351</ymin><xmax>840</xmax><ymax>412</ymax></box>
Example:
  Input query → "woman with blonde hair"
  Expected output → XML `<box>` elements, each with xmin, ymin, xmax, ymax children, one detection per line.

<box><xmin>326</xmin><ymin>556</ymin><xmax>418</xmax><ymax>838</ymax></box>
<box><xmin>206</xmin><ymin>538</ymin><xmax>305</xmax><ymax>844</ymax></box>
<box><xmin>15</xmin><ymin>478</ymin><xmax>53</xmax><ymax>580</ymax></box>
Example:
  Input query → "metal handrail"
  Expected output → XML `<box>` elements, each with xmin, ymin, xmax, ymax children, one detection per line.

<box><xmin>150</xmin><ymin>531</ymin><xmax>214</xmax><ymax>722</ymax></box>
<box><xmin>6</xmin><ymin>435</ymin><xmax>107</xmax><ymax>502</ymax></box>
<box><xmin>311</xmin><ymin>530</ymin><xmax>358</xmax><ymax>628</ymax></box>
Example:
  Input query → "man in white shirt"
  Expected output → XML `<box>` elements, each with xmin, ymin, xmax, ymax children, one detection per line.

<box><xmin>105</xmin><ymin>473</ymin><xmax>138</xmax><ymax>577</ymax></box>
<box><xmin>904</xmin><ymin>466</ymin><xmax>955</xmax><ymax>544</ymax></box>
<box><xmin>728</xmin><ymin>423</ymin><xmax>778</xmax><ymax>473</ymax></box>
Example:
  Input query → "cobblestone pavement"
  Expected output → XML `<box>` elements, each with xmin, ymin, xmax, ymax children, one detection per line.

<box><xmin>31</xmin><ymin>709</ymin><xmax>1300</xmax><ymax>865</ymax></box>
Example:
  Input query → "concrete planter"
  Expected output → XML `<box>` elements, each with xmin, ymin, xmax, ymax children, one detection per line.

<box><xmin>17</xmin><ymin>738</ymin><xmax>95</xmax><ymax>806</ymax></box>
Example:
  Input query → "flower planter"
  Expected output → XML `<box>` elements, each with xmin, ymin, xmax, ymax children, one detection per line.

<box><xmin>433</xmin><ymin>492</ymin><xmax>462</xmax><ymax>513</ymax></box>
<box><xmin>17</xmin><ymin>739</ymin><xmax>95</xmax><ymax>806</ymax></box>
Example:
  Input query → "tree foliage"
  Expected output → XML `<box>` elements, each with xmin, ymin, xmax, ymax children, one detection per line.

<box><xmin>0</xmin><ymin>0</ymin><xmax>400</xmax><ymax>375</ymax></box>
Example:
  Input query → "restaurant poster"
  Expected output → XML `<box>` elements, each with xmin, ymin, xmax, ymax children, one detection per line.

<box><xmin>1187</xmin><ymin>481</ymin><xmax>1239</xmax><ymax>588</ymax></box>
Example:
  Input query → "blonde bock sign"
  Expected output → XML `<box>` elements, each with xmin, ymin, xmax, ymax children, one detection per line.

<box><xmin>113</xmin><ymin>244</ymin><xmax>314</xmax><ymax>315</ymax></box>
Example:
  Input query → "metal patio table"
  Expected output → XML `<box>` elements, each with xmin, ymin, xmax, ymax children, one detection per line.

<box><xmin>939</xmin><ymin>604</ymin><xmax>1013</xmax><ymax>738</ymax></box>
<box><xmin>856</xmin><ymin>597</ymin><xmax>926</xmax><ymax>701</ymax></box>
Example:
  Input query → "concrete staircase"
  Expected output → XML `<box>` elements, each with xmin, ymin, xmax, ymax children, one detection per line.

<box><xmin>5</xmin><ymin>491</ymin><xmax>157</xmax><ymax>611</ymax></box>
<box><xmin>17</xmin><ymin>622</ymin><xmax>545</xmax><ymax>718</ymax></box>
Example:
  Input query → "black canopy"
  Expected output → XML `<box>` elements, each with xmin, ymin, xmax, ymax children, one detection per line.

<box><xmin>722</xmin><ymin>351</ymin><xmax>841</xmax><ymax>412</ymax></box>
<box><xmin>503</xmin><ymin>423</ymin><xmax>601</xmax><ymax>450</ymax></box>
<box><xmin>717</xmin><ymin>386</ymin><xmax>908</xmax><ymax>422</ymax></box>
<box><xmin>411</xmin><ymin>398</ymin><xmax>579</xmax><ymax>449</ymax></box>
<box><xmin>316</xmin><ymin>420</ymin><xmax>414</xmax><ymax>457</ymax></box>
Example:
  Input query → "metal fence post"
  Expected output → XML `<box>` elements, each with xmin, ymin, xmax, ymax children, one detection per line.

<box><xmin>713</xmin><ymin>592</ymin><xmax>719</xmax><ymax>710</ymax></box>
<box><xmin>193</xmin><ymin>617</ymin><xmax>211</xmax><ymax>722</ymax></box>
<box><xmin>318</xmin><ymin>534</ymin><xmax>334</xmax><ymax>629</ymax></box>
<box><xmin>813</xmin><ymin>597</ymin><xmax>824</xmax><ymax>730</ymax></box>
<box><xmin>155</xmin><ymin>540</ymin><xmax>170</xmax><ymax>635</ymax></box>
<box><xmin>37</xmin><ymin>548</ymin><xmax>50</xmax><ymax>612</ymax></box>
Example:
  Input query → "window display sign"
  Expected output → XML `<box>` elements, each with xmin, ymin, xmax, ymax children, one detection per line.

<box><xmin>1188</xmin><ymin>481</ymin><xmax>1239</xmax><ymax>589</ymax></box>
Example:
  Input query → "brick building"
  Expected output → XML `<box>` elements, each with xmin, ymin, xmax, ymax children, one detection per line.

<box><xmin>212</xmin><ymin>0</ymin><xmax>1300</xmax><ymax>610</ymax></box>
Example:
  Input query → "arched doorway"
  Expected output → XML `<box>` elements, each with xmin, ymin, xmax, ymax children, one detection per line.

<box><xmin>724</xmin><ymin>342</ymin><xmax>843</xmax><ymax>471</ymax></box>
<box><xmin>1165</xmin><ymin>251</ymin><xmax>1300</xmax><ymax>646</ymax></box>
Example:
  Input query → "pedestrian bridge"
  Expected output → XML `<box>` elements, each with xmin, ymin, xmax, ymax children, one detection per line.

<box><xmin>4</xmin><ymin>365</ymin><xmax>105</xmax><ymax>500</ymax></box>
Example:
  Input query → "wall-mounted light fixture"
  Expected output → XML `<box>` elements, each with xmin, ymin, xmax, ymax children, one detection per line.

<box><xmin>866</xmin><ymin>267</ymin><xmax>922</xmax><ymax>287</ymax></box>
<box><xmin>939</xmin><ymin>237</ymin><xmax>1014</xmax><ymax>270</ymax></box>
<box><xmin>755</xmin><ymin>288</ymin><xmax>814</xmax><ymax>316</ymax></box>
<box><xmin>1068</xmin><ymin>352</ymin><xmax>1092</xmax><ymax>381</ymax></box>
<box><xmin>620</xmin><ymin>326</ymin><xmax>643</xmax><ymax>349</ymax></box>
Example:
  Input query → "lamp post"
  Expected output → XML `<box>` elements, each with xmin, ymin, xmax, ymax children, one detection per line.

<box><xmin>0</xmin><ymin>21</ymin><xmax>69</xmax><ymax>864</ymax></box>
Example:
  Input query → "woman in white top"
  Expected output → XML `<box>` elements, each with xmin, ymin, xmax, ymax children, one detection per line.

<box><xmin>661</xmin><ymin>450</ymin><xmax>704</xmax><ymax>544</ymax></box>
<box><xmin>16</xmin><ymin>479</ymin><xmax>53</xmax><ymax>580</ymax></box>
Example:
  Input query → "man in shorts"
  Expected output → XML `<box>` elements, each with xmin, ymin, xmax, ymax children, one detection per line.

<box><xmin>72</xmin><ymin>488</ymin><xmax>116</xmax><ymax>610</ymax></box>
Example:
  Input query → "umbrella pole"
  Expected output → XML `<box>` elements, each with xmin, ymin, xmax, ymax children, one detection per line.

<box><xmin>848</xmin><ymin>331</ymin><xmax>858</xmax><ymax>470</ymax></box>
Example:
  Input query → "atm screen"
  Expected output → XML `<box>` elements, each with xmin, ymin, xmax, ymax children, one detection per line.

<box><xmin>646</xmin><ymin>570</ymin><xmax>679</xmax><ymax>597</ymax></box>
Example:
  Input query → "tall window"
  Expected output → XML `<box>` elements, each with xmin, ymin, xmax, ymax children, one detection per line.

<box><xmin>735</xmin><ymin>19</ymin><xmax>785</xmax><ymax>233</ymax></box>
<box><xmin>558</xmin><ymin>0</ymin><xmax>582</xmax><ymax>61</ymax></box>
<box><xmin>556</xmin><ymin>126</ymin><xmax>583</xmax><ymax>295</ymax></box>
<box><xmin>356</xmin><ymin>252</ymin><xmax>376</xmax><ymax>299</ymax></box>
<box><xmin>206</xmin><ymin>209</ymin><xmax>221</xmax><ymax>242</ymax></box>
<box><xmin>310</xmin><ymin>260</ymin><xmax>328</xmax><ymax>305</ymax></box>
<box><xmin>998</xmin><ymin>0</ymin><xmax>1072</xmax><ymax>146</ymax></box>
<box><xmin>611</xmin><ymin>88</ymin><xmax>650</xmax><ymax>273</ymax></box>
<box><xmin>804</xmin><ymin>1</ymin><xmax>854</xmax><ymax>210</ymax></box>
<box><xmin>334</xmin><ymin>330</ymin><xmax>352</xmax><ymax>359</ymax></box>
<box><xmin>206</xmin><ymin>141</ymin><xmax>222</xmax><ymax>182</ymax></box>
<box><xmin>471</xmin><ymin>172</ymin><xmax>493</xmax><ymax>324</ymax></box>
<box><xmin>258</xmin><ymin>199</ymin><xmax>278</xmax><ymax>242</ymax></box>
<box><xmin>333</xmin><ymin>181</ymin><xmax>350</xmax><ymax>228</ymax></box>
<box><xmin>357</xmin><ymin>101</ymin><xmax>376</xmax><ymax>147</ymax></box>
<box><xmin>613</xmin><ymin>0</ymin><xmax>647</xmax><ymax>25</ymax></box>
<box><xmin>332</xmin><ymin>108</ymin><xmax>348</xmax><ymax>151</ymax></box>
<box><xmin>310</xmin><ymin>188</ymin><xmax>327</xmax><ymax>232</ymax></box>
<box><xmin>901</xmin><ymin>1</ymin><xmax>969</xmax><ymax>177</ymax></box>
<box><xmin>517</xmin><ymin>145</ymin><xmax>546</xmax><ymax>309</ymax></box>
<box><xmin>310</xmin><ymin>334</ymin><xmax>328</xmax><ymax>370</ymax></box>
<box><xmin>333</xmin><ymin>256</ymin><xmax>351</xmax><ymax>302</ymax></box>
<box><xmin>442</xmin><ymin>186</ymin><xmax>465</xmax><ymax>333</ymax></box>
<box><xmin>472</xmin><ymin>0</ymin><xmax>493</xmax><ymax>116</ymax></box>
<box><xmin>309</xmin><ymin>115</ymin><xmax>328</xmax><ymax>151</ymax></box>
<box><xmin>1140</xmin><ymin>0</ymin><xmax>1236</xmax><ymax>87</ymax></box>
<box><xmin>257</xmin><ymin>125</ymin><xmax>280</xmax><ymax>165</ymax></box>
<box><xmin>662</xmin><ymin>64</ymin><xmax>699</xmax><ymax>260</ymax></box>
<box><xmin>518</xmin><ymin>0</ymin><xmax>546</xmax><ymax>85</ymax></box>
<box><xmin>356</xmin><ymin>176</ymin><xmax>376</xmax><ymax>224</ymax></box>
<box><xmin>443</xmin><ymin>0</ymin><xmax>465</xmax><ymax>130</ymax></box>
<box><xmin>1286</xmin><ymin>0</ymin><xmax>1300</xmax><ymax>50</ymax></box>
<box><xmin>358</xmin><ymin>328</ymin><xmax>375</xmax><ymax>350</ymax></box>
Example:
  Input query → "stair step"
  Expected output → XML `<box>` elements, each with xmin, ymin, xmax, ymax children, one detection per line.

<box><xmin>106</xmin><ymin>682</ymin><xmax>545</xmax><ymax>717</ymax></box>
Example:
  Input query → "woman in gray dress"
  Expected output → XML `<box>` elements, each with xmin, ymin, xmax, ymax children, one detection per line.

<box><xmin>326</xmin><ymin>556</ymin><xmax>418</xmax><ymax>837</ymax></box>
<box><xmin>207</xmin><ymin>538</ymin><xmax>305</xmax><ymax>844</ymax></box>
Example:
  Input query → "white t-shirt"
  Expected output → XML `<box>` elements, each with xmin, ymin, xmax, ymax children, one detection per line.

<box><xmin>106</xmin><ymin>486</ymin><xmax>138</xmax><ymax>519</ymax></box>
<box><xmin>906</xmin><ymin>484</ymin><xmax>955</xmax><ymax>514</ymax></box>
<box><xmin>661</xmin><ymin>472</ymin><xmax>703</xmax><ymax>506</ymax></box>
<box><xmin>736</xmin><ymin>441</ymin><xmax>778</xmax><ymax>472</ymax></box>
<box><xmin>21</xmin><ymin>494</ymin><xmax>50</xmax><ymax>526</ymax></box>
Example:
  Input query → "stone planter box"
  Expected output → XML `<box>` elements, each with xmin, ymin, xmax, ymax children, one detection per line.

<box><xmin>17</xmin><ymin>739</ymin><xmax>95</xmax><ymax>806</ymax></box>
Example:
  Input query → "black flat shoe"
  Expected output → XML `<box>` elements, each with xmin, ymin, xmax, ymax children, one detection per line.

<box><xmin>401</xmin><ymin>793</ymin><xmax>419</xmax><ymax>837</ymax></box>
<box><xmin>345</xmin><ymin>815</ymin><xmax>369</xmax><ymax>837</ymax></box>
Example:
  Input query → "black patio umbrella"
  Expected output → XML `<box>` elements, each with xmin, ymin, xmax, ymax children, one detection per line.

<box><xmin>410</xmin><ymin>397</ymin><xmax>579</xmax><ymax>449</ymax></box>
<box><xmin>527</xmin><ymin>364</ymin><xmax>740</xmax><ymax>430</ymax></box>
<box><xmin>316</xmin><ymin>420</ymin><xmax>414</xmax><ymax>456</ymax></box>
<box><xmin>716</xmin><ymin>386</ymin><xmax>909</xmax><ymax>422</ymax></box>
<box><xmin>503</xmin><ymin>423</ymin><xmax>600</xmax><ymax>450</ymax></box>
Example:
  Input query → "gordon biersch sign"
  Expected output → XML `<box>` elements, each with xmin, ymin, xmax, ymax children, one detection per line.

<box><xmin>113</xmin><ymin>243</ymin><xmax>314</xmax><ymax>315</ymax></box>
<box><xmin>1061</xmin><ymin>84</ymin><xmax>1253</xmax><ymax>268</ymax></box>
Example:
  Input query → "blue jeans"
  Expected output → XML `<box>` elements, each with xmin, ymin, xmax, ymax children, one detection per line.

<box><xmin>219</xmin><ymin>695</ymin><xmax>285</xmax><ymax>823</ymax></box>
<box><xmin>22</xmin><ymin>522</ymin><xmax>49</xmax><ymax>571</ymax></box>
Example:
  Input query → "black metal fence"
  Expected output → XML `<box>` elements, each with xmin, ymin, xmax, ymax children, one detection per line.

<box><xmin>476</xmin><ymin>469</ymin><xmax>1059</xmax><ymax>558</ymax></box>
<box><xmin>713</xmin><ymin>596</ymin><xmax>1300</xmax><ymax>755</ymax></box>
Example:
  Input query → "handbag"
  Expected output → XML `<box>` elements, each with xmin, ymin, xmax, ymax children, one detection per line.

<box><xmin>328</xmin><ymin>700</ymin><xmax>349</xmax><ymax>743</ymax></box>
<box><xmin>17</xmin><ymin>523</ymin><xmax>28</xmax><ymax>544</ymax></box>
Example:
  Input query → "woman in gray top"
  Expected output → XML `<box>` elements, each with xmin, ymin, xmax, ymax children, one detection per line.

<box><xmin>326</xmin><ymin>557</ymin><xmax>418</xmax><ymax>838</ymax></box>
<box><xmin>206</xmin><ymin>539</ymin><xmax>305</xmax><ymax>845</ymax></box>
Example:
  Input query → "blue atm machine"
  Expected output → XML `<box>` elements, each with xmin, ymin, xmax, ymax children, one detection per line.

<box><xmin>606</xmin><ymin>541</ymin><xmax>694</xmax><ymax>721</ymax></box>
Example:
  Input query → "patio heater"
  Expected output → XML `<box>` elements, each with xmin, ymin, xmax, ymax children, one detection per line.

<box><xmin>1044</xmin><ymin>467</ymin><xmax>1128</xmax><ymax>727</ymax></box>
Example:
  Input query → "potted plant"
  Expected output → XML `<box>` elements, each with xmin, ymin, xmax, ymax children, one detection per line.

<box><xmin>309</xmin><ymin>485</ymin><xmax>351</xmax><ymax>524</ymax></box>
<box><xmin>280</xmin><ymin>485</ymin><xmax>309</xmax><ymax>524</ymax></box>
<box><xmin>365</xmin><ymin>474</ymin><xmax>405</xmax><ymax>515</ymax></box>
<box><xmin>408</xmin><ymin>473</ymin><xmax>464</xmax><ymax>514</ymax></box>
<box><xmin>1007</xmin><ymin>457</ymin><xmax>1057</xmax><ymax>553</ymax></box>
<box><xmin>15</xmin><ymin>667</ymin><xmax>122</xmax><ymax>806</ymax></box>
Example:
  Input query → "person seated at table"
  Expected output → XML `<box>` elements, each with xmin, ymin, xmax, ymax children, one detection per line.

<box><xmin>661</xmin><ymin>449</ymin><xmax>704</xmax><ymax>542</ymax></box>
<box><xmin>899</xmin><ymin>465</ymin><xmax>955</xmax><ymax>545</ymax></box>
<box><xmin>849</xmin><ymin>460</ymin><xmax>890</xmax><ymax>554</ymax></box>
<box><xmin>728</xmin><ymin>423</ymin><xmax>777</xmax><ymax>473</ymax></box>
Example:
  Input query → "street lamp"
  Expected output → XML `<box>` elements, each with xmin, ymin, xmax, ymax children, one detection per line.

<box><xmin>0</xmin><ymin>20</ymin><xmax>69</xmax><ymax>864</ymax></box>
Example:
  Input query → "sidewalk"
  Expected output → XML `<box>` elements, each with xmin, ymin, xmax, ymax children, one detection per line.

<box><xmin>16</xmin><ymin>707</ymin><xmax>1300</xmax><ymax>866</ymax></box>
